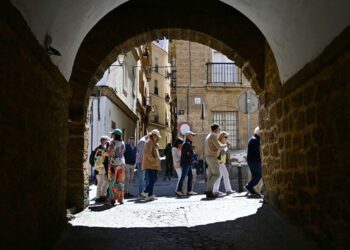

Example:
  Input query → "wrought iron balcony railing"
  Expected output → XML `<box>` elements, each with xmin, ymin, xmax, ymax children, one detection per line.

<box><xmin>207</xmin><ymin>63</ymin><xmax>242</xmax><ymax>85</ymax></box>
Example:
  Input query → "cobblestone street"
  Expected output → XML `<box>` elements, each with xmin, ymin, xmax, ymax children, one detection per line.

<box><xmin>54</xmin><ymin>175</ymin><xmax>319</xmax><ymax>250</ymax></box>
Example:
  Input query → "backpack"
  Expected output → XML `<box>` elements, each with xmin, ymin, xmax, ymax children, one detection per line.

<box><xmin>89</xmin><ymin>150</ymin><xmax>96</xmax><ymax>166</ymax></box>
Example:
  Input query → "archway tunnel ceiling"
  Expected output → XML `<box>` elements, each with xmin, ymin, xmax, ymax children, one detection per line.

<box><xmin>11</xmin><ymin>0</ymin><xmax>350</xmax><ymax>83</ymax></box>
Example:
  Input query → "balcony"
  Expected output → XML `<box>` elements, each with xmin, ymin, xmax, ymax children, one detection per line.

<box><xmin>149</xmin><ymin>115</ymin><xmax>168</xmax><ymax>128</ymax></box>
<box><xmin>207</xmin><ymin>63</ymin><xmax>242</xmax><ymax>85</ymax></box>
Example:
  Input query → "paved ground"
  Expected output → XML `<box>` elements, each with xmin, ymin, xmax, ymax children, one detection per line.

<box><xmin>54</xmin><ymin>174</ymin><xmax>319</xmax><ymax>250</ymax></box>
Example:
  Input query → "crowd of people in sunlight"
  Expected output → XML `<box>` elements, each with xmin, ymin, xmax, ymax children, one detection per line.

<box><xmin>90</xmin><ymin>123</ymin><xmax>263</xmax><ymax>206</ymax></box>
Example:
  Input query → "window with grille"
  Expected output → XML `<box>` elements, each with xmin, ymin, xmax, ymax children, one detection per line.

<box><xmin>212</xmin><ymin>111</ymin><xmax>239</xmax><ymax>149</ymax></box>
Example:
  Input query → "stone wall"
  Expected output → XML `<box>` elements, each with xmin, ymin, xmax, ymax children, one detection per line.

<box><xmin>261</xmin><ymin>27</ymin><xmax>350</xmax><ymax>249</ymax></box>
<box><xmin>0</xmin><ymin>2</ymin><xmax>69</xmax><ymax>249</ymax></box>
<box><xmin>174</xmin><ymin>41</ymin><xmax>259</xmax><ymax>156</ymax></box>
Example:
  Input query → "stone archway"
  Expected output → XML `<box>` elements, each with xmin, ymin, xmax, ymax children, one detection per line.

<box><xmin>2</xmin><ymin>0</ymin><xmax>350</xmax><ymax>248</ymax></box>
<box><xmin>66</xmin><ymin>0</ymin><xmax>269</xmax><ymax>211</ymax></box>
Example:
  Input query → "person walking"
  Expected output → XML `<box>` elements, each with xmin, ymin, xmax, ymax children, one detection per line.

<box><xmin>213</xmin><ymin>131</ymin><xmax>234</xmax><ymax>196</ymax></box>
<box><xmin>163</xmin><ymin>143</ymin><xmax>173</xmax><ymax>181</ymax></box>
<box><xmin>141</xmin><ymin>130</ymin><xmax>161</xmax><ymax>201</ymax></box>
<box><xmin>107</xmin><ymin>129</ymin><xmax>125</xmax><ymax>205</ymax></box>
<box><xmin>245</xmin><ymin>126</ymin><xmax>263</xmax><ymax>198</ymax></box>
<box><xmin>176</xmin><ymin>131</ymin><xmax>197</xmax><ymax>197</ymax></box>
<box><xmin>204</xmin><ymin>123</ymin><xmax>227</xmax><ymax>198</ymax></box>
<box><xmin>93</xmin><ymin>135</ymin><xmax>110</xmax><ymax>202</ymax></box>
<box><xmin>136</xmin><ymin>135</ymin><xmax>148</xmax><ymax>199</ymax></box>
<box><xmin>192</xmin><ymin>146</ymin><xmax>199</xmax><ymax>191</ymax></box>
<box><xmin>124</xmin><ymin>136</ymin><xmax>137</xmax><ymax>198</ymax></box>
<box><xmin>172</xmin><ymin>138</ymin><xmax>184</xmax><ymax>193</ymax></box>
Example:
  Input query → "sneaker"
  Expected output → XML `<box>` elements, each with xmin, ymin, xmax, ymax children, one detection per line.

<box><xmin>187</xmin><ymin>191</ymin><xmax>197</xmax><ymax>195</ymax></box>
<box><xmin>205</xmin><ymin>191</ymin><xmax>217</xmax><ymax>199</ymax></box>
<box><xmin>141</xmin><ymin>192</ymin><xmax>148</xmax><ymax>198</ymax></box>
<box><xmin>176</xmin><ymin>191</ymin><xmax>186</xmax><ymax>196</ymax></box>
<box><xmin>248</xmin><ymin>193</ymin><xmax>262</xmax><ymax>199</ymax></box>
<box><xmin>214</xmin><ymin>191</ymin><xmax>226</xmax><ymax>197</ymax></box>
<box><xmin>145</xmin><ymin>195</ymin><xmax>157</xmax><ymax>201</ymax></box>
<box><xmin>95</xmin><ymin>197</ymin><xmax>104</xmax><ymax>203</ymax></box>
<box><xmin>244</xmin><ymin>185</ymin><xmax>256</xmax><ymax>194</ymax></box>
<box><xmin>226</xmin><ymin>190</ymin><xmax>235</xmax><ymax>195</ymax></box>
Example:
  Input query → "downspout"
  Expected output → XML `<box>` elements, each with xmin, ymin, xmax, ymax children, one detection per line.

<box><xmin>187</xmin><ymin>41</ymin><xmax>191</xmax><ymax>122</ymax></box>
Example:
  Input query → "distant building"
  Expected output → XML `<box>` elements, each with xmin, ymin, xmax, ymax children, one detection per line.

<box><xmin>147</xmin><ymin>41</ymin><xmax>172</xmax><ymax>149</ymax></box>
<box><xmin>87</xmin><ymin>47</ymin><xmax>150</xmax><ymax>176</ymax></box>
<box><xmin>169</xmin><ymin>40</ymin><xmax>259</xmax><ymax>158</ymax></box>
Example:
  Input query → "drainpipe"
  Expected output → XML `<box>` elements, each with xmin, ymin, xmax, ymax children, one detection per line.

<box><xmin>187</xmin><ymin>41</ymin><xmax>191</xmax><ymax>122</ymax></box>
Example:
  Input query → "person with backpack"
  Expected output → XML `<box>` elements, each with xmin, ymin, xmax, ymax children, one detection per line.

<box><xmin>106</xmin><ymin>129</ymin><xmax>125</xmax><ymax>205</ymax></box>
<box><xmin>90</xmin><ymin>135</ymin><xmax>110</xmax><ymax>202</ymax></box>
<box><xmin>163</xmin><ymin>143</ymin><xmax>173</xmax><ymax>181</ymax></box>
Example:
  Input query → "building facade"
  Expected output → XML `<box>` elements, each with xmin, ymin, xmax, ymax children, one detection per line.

<box><xmin>170</xmin><ymin>40</ymin><xmax>259</xmax><ymax>158</ymax></box>
<box><xmin>148</xmin><ymin>41</ymin><xmax>172</xmax><ymax>149</ymax></box>
<box><xmin>87</xmin><ymin>48</ymin><xmax>150</xmax><ymax>175</ymax></box>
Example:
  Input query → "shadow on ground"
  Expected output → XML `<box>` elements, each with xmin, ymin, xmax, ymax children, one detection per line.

<box><xmin>54</xmin><ymin>204</ymin><xmax>319</xmax><ymax>250</ymax></box>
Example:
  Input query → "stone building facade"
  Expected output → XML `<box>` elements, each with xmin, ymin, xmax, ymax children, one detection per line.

<box><xmin>170</xmin><ymin>40</ymin><xmax>259</xmax><ymax>157</ymax></box>
<box><xmin>148</xmin><ymin>41</ymin><xmax>172</xmax><ymax>149</ymax></box>
<box><xmin>87</xmin><ymin>50</ymin><xmax>149</xmax><ymax>176</ymax></box>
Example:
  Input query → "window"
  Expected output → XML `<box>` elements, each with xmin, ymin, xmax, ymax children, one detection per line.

<box><xmin>212</xmin><ymin>111</ymin><xmax>239</xmax><ymax>149</ymax></box>
<box><xmin>152</xmin><ymin>105</ymin><xmax>159</xmax><ymax>124</ymax></box>
<box><xmin>154</xmin><ymin>57</ymin><xmax>159</xmax><ymax>73</ymax></box>
<box><xmin>154</xmin><ymin>80</ymin><xmax>158</xmax><ymax>95</ymax></box>
<box><xmin>111</xmin><ymin>121</ymin><xmax>116</xmax><ymax>130</ymax></box>
<box><xmin>165</xmin><ymin>110</ymin><xmax>169</xmax><ymax>126</ymax></box>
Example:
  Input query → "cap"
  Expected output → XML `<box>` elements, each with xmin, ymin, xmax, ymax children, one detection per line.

<box><xmin>149</xmin><ymin>129</ymin><xmax>161</xmax><ymax>138</ymax></box>
<box><xmin>184</xmin><ymin>130</ymin><xmax>196</xmax><ymax>136</ymax></box>
<box><xmin>110</xmin><ymin>129</ymin><xmax>123</xmax><ymax>136</ymax></box>
<box><xmin>174</xmin><ymin>137</ymin><xmax>184</xmax><ymax>144</ymax></box>
<box><xmin>100</xmin><ymin>135</ymin><xmax>110</xmax><ymax>140</ymax></box>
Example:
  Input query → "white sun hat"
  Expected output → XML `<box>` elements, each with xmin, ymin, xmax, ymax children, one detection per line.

<box><xmin>149</xmin><ymin>129</ymin><xmax>161</xmax><ymax>138</ymax></box>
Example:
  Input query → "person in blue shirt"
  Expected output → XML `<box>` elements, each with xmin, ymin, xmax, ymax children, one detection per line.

<box><xmin>176</xmin><ymin>131</ymin><xmax>198</xmax><ymax>197</ymax></box>
<box><xmin>245</xmin><ymin>127</ymin><xmax>263</xmax><ymax>198</ymax></box>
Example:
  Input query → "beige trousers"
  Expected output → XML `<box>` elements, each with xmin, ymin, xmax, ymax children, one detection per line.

<box><xmin>205</xmin><ymin>156</ymin><xmax>221</xmax><ymax>192</ymax></box>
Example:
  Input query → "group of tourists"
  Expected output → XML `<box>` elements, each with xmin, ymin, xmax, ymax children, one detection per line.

<box><xmin>90</xmin><ymin>123</ymin><xmax>263</xmax><ymax>205</ymax></box>
<box><xmin>203</xmin><ymin>123</ymin><xmax>262</xmax><ymax>198</ymax></box>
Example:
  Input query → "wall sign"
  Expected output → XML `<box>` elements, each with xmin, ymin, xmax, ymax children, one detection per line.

<box><xmin>178</xmin><ymin>110</ymin><xmax>185</xmax><ymax>115</ymax></box>
<box><xmin>194</xmin><ymin>97</ymin><xmax>201</xmax><ymax>104</ymax></box>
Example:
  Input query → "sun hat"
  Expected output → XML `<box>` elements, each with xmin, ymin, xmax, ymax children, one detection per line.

<box><xmin>149</xmin><ymin>129</ymin><xmax>161</xmax><ymax>138</ymax></box>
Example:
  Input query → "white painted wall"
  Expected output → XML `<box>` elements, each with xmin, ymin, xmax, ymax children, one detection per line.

<box><xmin>87</xmin><ymin>96</ymin><xmax>137</xmax><ymax>175</ymax></box>
<box><xmin>10</xmin><ymin>0</ymin><xmax>350</xmax><ymax>83</ymax></box>
<box><xmin>86</xmin><ymin>50</ymin><xmax>140</xmax><ymax>175</ymax></box>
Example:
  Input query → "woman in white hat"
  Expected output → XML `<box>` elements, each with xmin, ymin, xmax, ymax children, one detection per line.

<box><xmin>140</xmin><ymin>129</ymin><xmax>162</xmax><ymax>201</ymax></box>
<box><xmin>213</xmin><ymin>131</ymin><xmax>234</xmax><ymax>195</ymax></box>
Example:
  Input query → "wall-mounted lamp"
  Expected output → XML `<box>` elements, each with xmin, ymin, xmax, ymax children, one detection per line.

<box><xmin>117</xmin><ymin>54</ymin><xmax>127</xmax><ymax>65</ymax></box>
<box><xmin>165</xmin><ymin>94</ymin><xmax>170</xmax><ymax>103</ymax></box>
<box><xmin>44</xmin><ymin>34</ymin><xmax>61</xmax><ymax>56</ymax></box>
<box><xmin>142</xmin><ymin>47</ymin><xmax>149</xmax><ymax>59</ymax></box>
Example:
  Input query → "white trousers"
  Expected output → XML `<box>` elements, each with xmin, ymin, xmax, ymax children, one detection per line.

<box><xmin>96</xmin><ymin>174</ymin><xmax>108</xmax><ymax>198</ymax></box>
<box><xmin>124</xmin><ymin>164</ymin><xmax>135</xmax><ymax>193</ymax></box>
<box><xmin>213</xmin><ymin>163</ymin><xmax>233</xmax><ymax>193</ymax></box>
